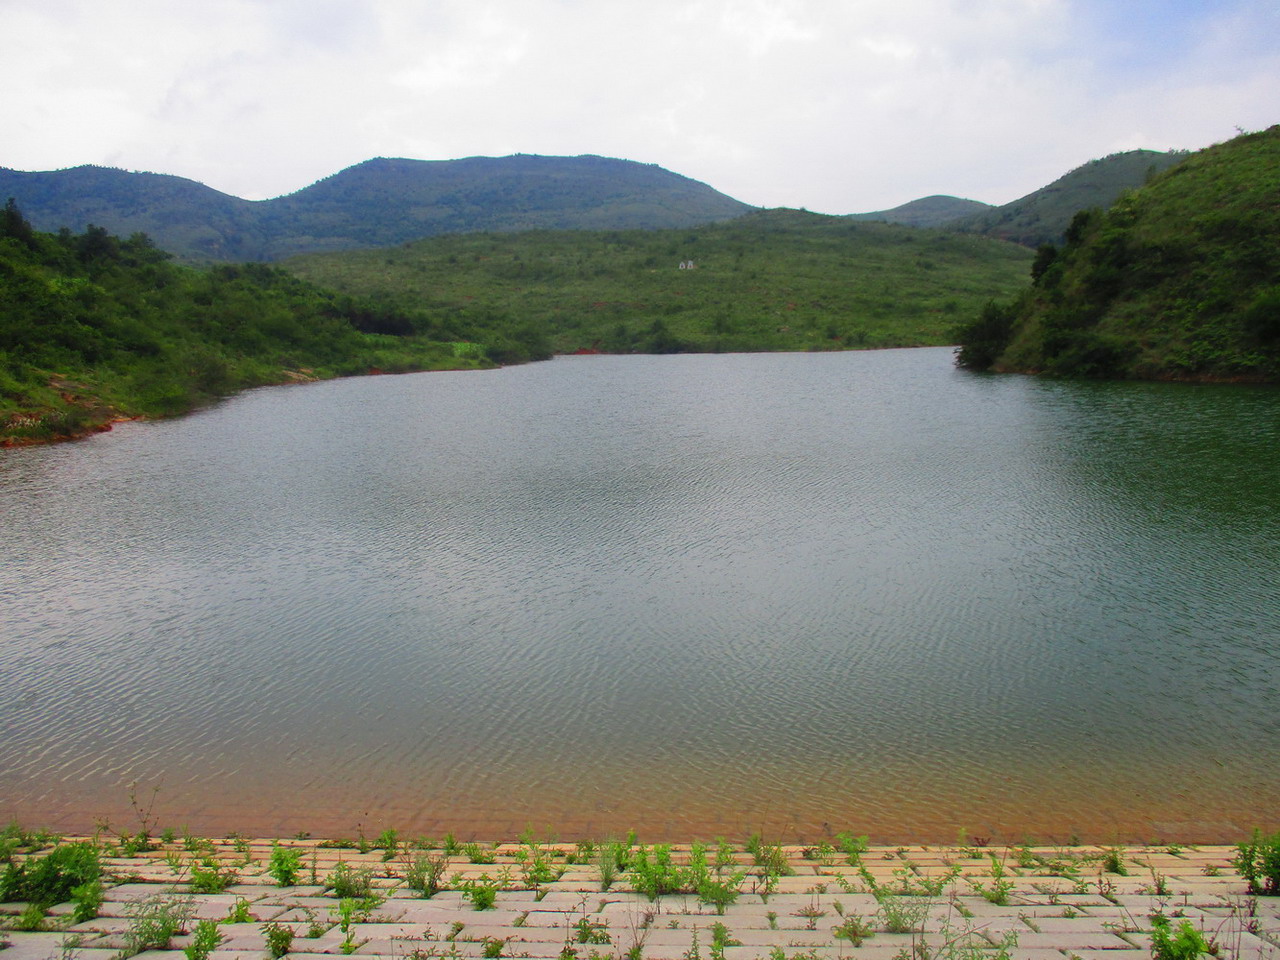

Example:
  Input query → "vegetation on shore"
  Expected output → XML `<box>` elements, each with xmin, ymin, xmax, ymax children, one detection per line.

<box><xmin>1</xmin><ymin>818</ymin><xmax>1273</xmax><ymax>960</ymax></box>
<box><xmin>0</xmin><ymin>202</ymin><xmax>534</xmax><ymax>444</ymax></box>
<box><xmin>955</xmin><ymin>127</ymin><xmax>1280</xmax><ymax>380</ymax></box>
<box><xmin>285</xmin><ymin>208</ymin><xmax>1033</xmax><ymax>356</ymax></box>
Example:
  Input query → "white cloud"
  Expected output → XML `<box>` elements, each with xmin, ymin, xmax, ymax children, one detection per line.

<box><xmin>0</xmin><ymin>0</ymin><xmax>1274</xmax><ymax>212</ymax></box>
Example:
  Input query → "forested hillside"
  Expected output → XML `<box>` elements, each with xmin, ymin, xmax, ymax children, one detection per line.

<box><xmin>947</xmin><ymin>149</ymin><xmax>1188</xmax><ymax>247</ymax></box>
<box><xmin>955</xmin><ymin>127</ymin><xmax>1280</xmax><ymax>380</ymax></box>
<box><xmin>0</xmin><ymin>203</ymin><xmax>510</xmax><ymax>443</ymax></box>
<box><xmin>0</xmin><ymin>155</ymin><xmax>751</xmax><ymax>262</ymax></box>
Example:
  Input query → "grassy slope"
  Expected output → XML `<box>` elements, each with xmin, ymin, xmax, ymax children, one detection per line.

<box><xmin>0</xmin><ymin>215</ymin><xmax>493</xmax><ymax>444</ymax></box>
<box><xmin>948</xmin><ymin>149</ymin><xmax>1188</xmax><ymax>247</ymax></box>
<box><xmin>957</xmin><ymin>126</ymin><xmax>1280</xmax><ymax>380</ymax></box>
<box><xmin>285</xmin><ymin>209</ymin><xmax>1034</xmax><ymax>355</ymax></box>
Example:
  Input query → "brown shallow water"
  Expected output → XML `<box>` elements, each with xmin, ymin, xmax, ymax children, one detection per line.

<box><xmin>2</xmin><ymin>349</ymin><xmax>1278</xmax><ymax>842</ymax></box>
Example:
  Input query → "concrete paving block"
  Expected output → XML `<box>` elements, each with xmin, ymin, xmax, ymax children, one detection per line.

<box><xmin>1057</xmin><ymin>950</ymin><xmax>1147</xmax><ymax>960</ymax></box>
<box><xmin>65</xmin><ymin>917</ymin><xmax>132</xmax><ymax>935</ymax></box>
<box><xmin>1021</xmin><ymin>917</ymin><xmax>1120</xmax><ymax>934</ymax></box>
<box><xmin>1010</xmin><ymin>931</ymin><xmax>1133</xmax><ymax>950</ymax></box>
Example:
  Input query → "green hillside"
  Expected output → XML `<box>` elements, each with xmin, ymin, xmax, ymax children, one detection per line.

<box><xmin>948</xmin><ymin>149</ymin><xmax>1188</xmax><ymax>247</ymax></box>
<box><xmin>285</xmin><ymin>208</ymin><xmax>1033</xmax><ymax>355</ymax></box>
<box><xmin>849</xmin><ymin>195</ymin><xmax>991</xmax><ymax>228</ymax></box>
<box><xmin>0</xmin><ymin>203</ymin><xmax>498</xmax><ymax>444</ymax></box>
<box><xmin>955</xmin><ymin>127</ymin><xmax>1280</xmax><ymax>380</ymax></box>
<box><xmin>0</xmin><ymin>155</ymin><xmax>751</xmax><ymax>262</ymax></box>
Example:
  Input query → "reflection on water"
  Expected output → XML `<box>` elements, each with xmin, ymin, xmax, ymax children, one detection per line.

<box><xmin>1</xmin><ymin>348</ymin><xmax>1277</xmax><ymax>841</ymax></box>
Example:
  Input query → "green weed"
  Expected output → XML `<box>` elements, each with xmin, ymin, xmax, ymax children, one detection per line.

<box><xmin>574</xmin><ymin>918</ymin><xmax>611</xmax><ymax>945</ymax></box>
<box><xmin>226</xmin><ymin>898</ymin><xmax>254</xmax><ymax>923</ymax></box>
<box><xmin>835</xmin><ymin>832</ymin><xmax>870</xmax><ymax>865</ymax></box>
<box><xmin>120</xmin><ymin>893</ymin><xmax>194</xmax><ymax>957</ymax></box>
<box><xmin>189</xmin><ymin>857</ymin><xmax>238</xmax><ymax>894</ymax></box>
<box><xmin>268</xmin><ymin>843</ymin><xmax>303</xmax><ymax>886</ymax></box>
<box><xmin>463</xmin><ymin>842</ymin><xmax>496</xmax><ymax>865</ymax></box>
<box><xmin>457</xmin><ymin>875</ymin><xmax>500</xmax><ymax>910</ymax></box>
<box><xmin>1233</xmin><ymin>829</ymin><xmax>1280</xmax><ymax>895</ymax></box>
<box><xmin>327</xmin><ymin>861</ymin><xmax>375</xmax><ymax>899</ymax></box>
<box><xmin>70</xmin><ymin>879</ymin><xmax>104</xmax><ymax>923</ymax></box>
<box><xmin>832</xmin><ymin>915</ymin><xmax>875</xmax><ymax>946</ymax></box>
<box><xmin>263</xmin><ymin>922</ymin><xmax>295</xmax><ymax>959</ymax></box>
<box><xmin>0</xmin><ymin>840</ymin><xmax>101</xmax><ymax>908</ymax></box>
<box><xmin>1102</xmin><ymin>847</ymin><xmax>1129</xmax><ymax>876</ymax></box>
<box><xmin>404</xmin><ymin>852</ymin><xmax>449</xmax><ymax>897</ymax></box>
<box><xmin>184</xmin><ymin>919</ymin><xmax>224</xmax><ymax>960</ymax></box>
<box><xmin>1150</xmin><ymin>914</ymin><xmax>1212</xmax><ymax>960</ymax></box>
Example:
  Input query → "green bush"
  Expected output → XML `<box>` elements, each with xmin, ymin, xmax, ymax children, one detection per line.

<box><xmin>1150</xmin><ymin>914</ymin><xmax>1212</xmax><ymax>960</ymax></box>
<box><xmin>403</xmin><ymin>852</ymin><xmax>448</xmax><ymax>897</ymax></box>
<box><xmin>184</xmin><ymin>919</ymin><xmax>224</xmax><ymax>960</ymax></box>
<box><xmin>268</xmin><ymin>843</ymin><xmax>303</xmax><ymax>886</ymax></box>
<box><xmin>628</xmin><ymin>845</ymin><xmax>684</xmax><ymax>900</ymax></box>
<box><xmin>326</xmin><ymin>861</ymin><xmax>375</xmax><ymax>899</ymax></box>
<box><xmin>1233</xmin><ymin>829</ymin><xmax>1280</xmax><ymax>895</ymax></box>
<box><xmin>0</xmin><ymin>841</ymin><xmax>101</xmax><ymax>907</ymax></box>
<box><xmin>458</xmin><ymin>875</ymin><xmax>499</xmax><ymax>910</ymax></box>
<box><xmin>263</xmin><ymin>922</ymin><xmax>295</xmax><ymax>959</ymax></box>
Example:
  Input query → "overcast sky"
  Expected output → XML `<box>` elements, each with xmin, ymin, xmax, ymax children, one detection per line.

<box><xmin>3</xmin><ymin>0</ymin><xmax>1276</xmax><ymax>213</ymax></box>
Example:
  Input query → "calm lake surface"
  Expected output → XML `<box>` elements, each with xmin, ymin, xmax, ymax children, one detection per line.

<box><xmin>2</xmin><ymin>348</ymin><xmax>1278</xmax><ymax>842</ymax></box>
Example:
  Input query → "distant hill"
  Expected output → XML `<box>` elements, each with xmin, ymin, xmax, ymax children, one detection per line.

<box><xmin>955</xmin><ymin>127</ymin><xmax>1280</xmax><ymax>381</ymax></box>
<box><xmin>0</xmin><ymin>165</ymin><xmax>265</xmax><ymax>260</ymax></box>
<box><xmin>0</xmin><ymin>155</ymin><xmax>752</xmax><ymax>262</ymax></box>
<box><xmin>946</xmin><ymin>149</ymin><xmax>1188</xmax><ymax>247</ymax></box>
<box><xmin>848</xmin><ymin>195</ymin><xmax>991</xmax><ymax>228</ymax></box>
<box><xmin>286</xmin><ymin>207</ymin><xmax>1033</xmax><ymax>355</ymax></box>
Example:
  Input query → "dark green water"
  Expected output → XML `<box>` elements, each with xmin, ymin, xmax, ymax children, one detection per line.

<box><xmin>1</xmin><ymin>348</ymin><xmax>1276</xmax><ymax>841</ymax></box>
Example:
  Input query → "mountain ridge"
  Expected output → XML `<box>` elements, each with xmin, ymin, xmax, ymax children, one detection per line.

<box><xmin>0</xmin><ymin>154</ymin><xmax>752</xmax><ymax>262</ymax></box>
<box><xmin>847</xmin><ymin>194</ymin><xmax>991</xmax><ymax>228</ymax></box>
<box><xmin>945</xmin><ymin>148</ymin><xmax>1188</xmax><ymax>247</ymax></box>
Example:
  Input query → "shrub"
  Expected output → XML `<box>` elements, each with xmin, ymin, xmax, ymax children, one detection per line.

<box><xmin>0</xmin><ymin>841</ymin><xmax>101</xmax><ymax>907</ymax></box>
<box><xmin>70</xmin><ymin>879</ymin><xmax>104</xmax><ymax>923</ymax></box>
<box><xmin>629</xmin><ymin>845</ymin><xmax>684</xmax><ymax>900</ymax></box>
<box><xmin>269</xmin><ymin>843</ymin><xmax>303</xmax><ymax>886</ymax></box>
<box><xmin>1150</xmin><ymin>915</ymin><xmax>1212</xmax><ymax>960</ymax></box>
<box><xmin>1233</xmin><ymin>829</ymin><xmax>1280</xmax><ymax>895</ymax></box>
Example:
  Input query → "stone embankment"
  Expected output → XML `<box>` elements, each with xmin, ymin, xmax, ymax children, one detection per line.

<box><xmin>1</xmin><ymin>839</ymin><xmax>1276</xmax><ymax>960</ymax></box>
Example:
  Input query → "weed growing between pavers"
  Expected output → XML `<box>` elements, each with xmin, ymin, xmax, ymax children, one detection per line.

<box><xmin>263</xmin><ymin>921</ymin><xmax>295</xmax><ymax>959</ymax></box>
<box><xmin>405</xmin><ymin>850</ymin><xmax>450</xmax><ymax>896</ymax></box>
<box><xmin>268</xmin><ymin>842</ymin><xmax>303</xmax><ymax>885</ymax></box>
<box><xmin>327</xmin><ymin>859</ymin><xmax>376</xmax><ymax>898</ymax></box>
<box><xmin>120</xmin><ymin>893</ymin><xmax>194</xmax><ymax>958</ymax></box>
<box><xmin>1233</xmin><ymin>828</ymin><xmax>1280</xmax><ymax>895</ymax></box>
<box><xmin>184</xmin><ymin>918</ymin><xmax>223</xmax><ymax>960</ymax></box>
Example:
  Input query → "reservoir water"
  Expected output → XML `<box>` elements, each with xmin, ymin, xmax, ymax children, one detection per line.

<box><xmin>1</xmin><ymin>347</ymin><xmax>1277</xmax><ymax>842</ymax></box>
